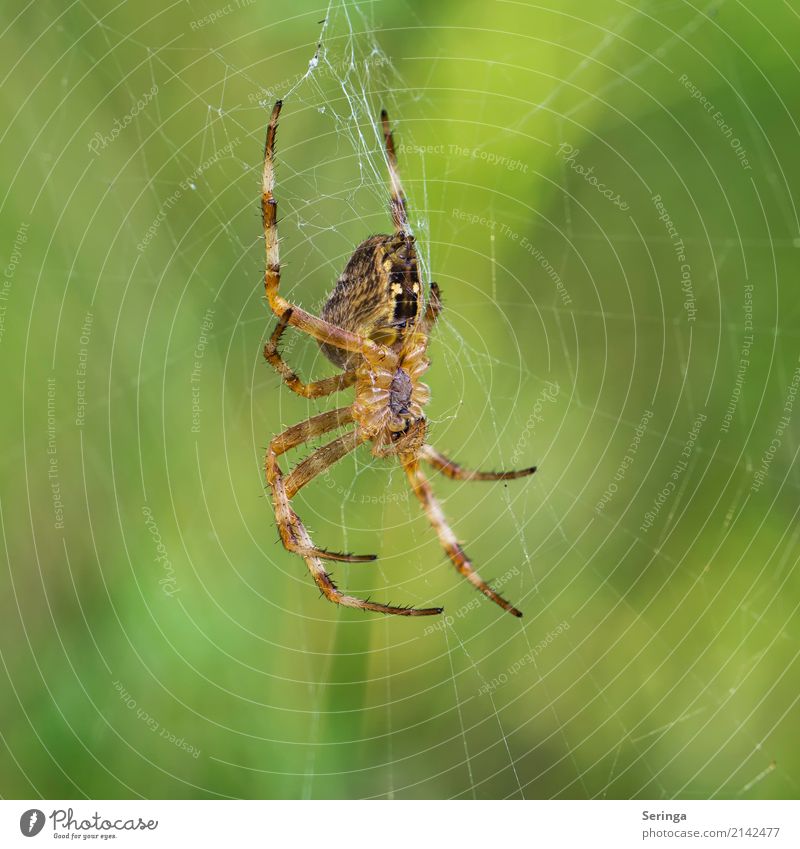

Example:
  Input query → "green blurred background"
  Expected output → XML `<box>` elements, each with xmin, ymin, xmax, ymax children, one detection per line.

<box><xmin>1</xmin><ymin>0</ymin><xmax>799</xmax><ymax>799</ymax></box>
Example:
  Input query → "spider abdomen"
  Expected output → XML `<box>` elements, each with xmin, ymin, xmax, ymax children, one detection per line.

<box><xmin>319</xmin><ymin>233</ymin><xmax>422</xmax><ymax>369</ymax></box>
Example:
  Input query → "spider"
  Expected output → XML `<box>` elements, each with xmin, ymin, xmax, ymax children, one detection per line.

<box><xmin>261</xmin><ymin>100</ymin><xmax>536</xmax><ymax>617</ymax></box>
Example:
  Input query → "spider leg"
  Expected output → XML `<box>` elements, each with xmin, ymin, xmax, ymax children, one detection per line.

<box><xmin>267</xmin><ymin>422</ymin><xmax>442</xmax><ymax>615</ymax></box>
<box><xmin>262</xmin><ymin>100</ymin><xmax>396</xmax><ymax>367</ymax></box>
<box><xmin>380</xmin><ymin>109</ymin><xmax>410</xmax><ymax>233</ymax></box>
<box><xmin>421</xmin><ymin>444</ymin><xmax>537</xmax><ymax>481</ymax></box>
<box><xmin>265</xmin><ymin>309</ymin><xmax>356</xmax><ymax>398</ymax></box>
<box><xmin>421</xmin><ymin>281</ymin><xmax>442</xmax><ymax>334</ymax></box>
<box><xmin>269</xmin><ymin>408</ymin><xmax>372</xmax><ymax>562</ymax></box>
<box><xmin>270</xmin><ymin>406</ymin><xmax>353</xmax><ymax>456</ymax></box>
<box><xmin>403</xmin><ymin>458</ymin><xmax>523</xmax><ymax>618</ymax></box>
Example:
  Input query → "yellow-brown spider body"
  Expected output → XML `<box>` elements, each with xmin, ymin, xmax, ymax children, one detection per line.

<box><xmin>320</xmin><ymin>232</ymin><xmax>432</xmax><ymax>456</ymax></box>
<box><xmin>260</xmin><ymin>100</ymin><xmax>536</xmax><ymax>617</ymax></box>
<box><xmin>352</xmin><ymin>329</ymin><xmax>431</xmax><ymax>458</ymax></box>
<box><xmin>320</xmin><ymin>233</ymin><xmax>422</xmax><ymax>367</ymax></box>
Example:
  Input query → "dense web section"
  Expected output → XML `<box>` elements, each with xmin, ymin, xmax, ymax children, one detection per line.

<box><xmin>2</xmin><ymin>0</ymin><xmax>799</xmax><ymax>803</ymax></box>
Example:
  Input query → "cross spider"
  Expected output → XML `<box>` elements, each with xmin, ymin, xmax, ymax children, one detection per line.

<box><xmin>262</xmin><ymin>100</ymin><xmax>536</xmax><ymax>617</ymax></box>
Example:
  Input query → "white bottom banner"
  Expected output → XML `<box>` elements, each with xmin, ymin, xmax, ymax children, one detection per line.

<box><xmin>2</xmin><ymin>799</ymin><xmax>797</xmax><ymax>847</ymax></box>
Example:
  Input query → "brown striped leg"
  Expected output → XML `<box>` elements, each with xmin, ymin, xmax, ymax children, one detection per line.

<box><xmin>270</xmin><ymin>407</ymin><xmax>354</xmax><ymax>456</ymax></box>
<box><xmin>403</xmin><ymin>458</ymin><xmax>523</xmax><ymax>618</ymax></box>
<box><xmin>265</xmin><ymin>309</ymin><xmax>356</xmax><ymax>398</ymax></box>
<box><xmin>380</xmin><ymin>109</ymin><xmax>410</xmax><ymax>233</ymax></box>
<box><xmin>268</xmin><ymin>408</ymin><xmax>370</xmax><ymax>562</ymax></box>
<box><xmin>421</xmin><ymin>444</ymin><xmax>537</xmax><ymax>481</ymax></box>
<box><xmin>267</xmin><ymin>423</ymin><xmax>442</xmax><ymax>616</ymax></box>
<box><xmin>262</xmin><ymin>100</ymin><xmax>395</xmax><ymax>368</ymax></box>
<box><xmin>283</xmin><ymin>429</ymin><xmax>365</xmax><ymax>499</ymax></box>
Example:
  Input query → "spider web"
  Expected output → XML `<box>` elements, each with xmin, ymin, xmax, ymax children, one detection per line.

<box><xmin>1</xmin><ymin>0</ymin><xmax>799</xmax><ymax>804</ymax></box>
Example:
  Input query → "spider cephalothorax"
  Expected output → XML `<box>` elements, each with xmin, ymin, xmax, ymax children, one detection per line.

<box><xmin>261</xmin><ymin>101</ymin><xmax>536</xmax><ymax>617</ymax></box>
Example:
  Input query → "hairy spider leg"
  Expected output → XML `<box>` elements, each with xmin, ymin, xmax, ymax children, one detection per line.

<box><xmin>421</xmin><ymin>444</ymin><xmax>537</xmax><ymax>481</ymax></box>
<box><xmin>403</xmin><ymin>459</ymin><xmax>524</xmax><ymax>617</ymax></box>
<box><xmin>380</xmin><ymin>111</ymin><xmax>444</xmax><ymax>334</ymax></box>
<box><xmin>262</xmin><ymin>100</ymin><xmax>396</xmax><ymax>367</ymax></box>
<box><xmin>265</xmin><ymin>309</ymin><xmax>357</xmax><ymax>398</ymax></box>
<box><xmin>266</xmin><ymin>409</ymin><xmax>443</xmax><ymax>615</ymax></box>
<box><xmin>380</xmin><ymin>109</ymin><xmax>410</xmax><ymax>234</ymax></box>
<box><xmin>269</xmin><ymin>406</ymin><xmax>354</xmax><ymax>456</ymax></box>
<box><xmin>283</xmin><ymin>430</ymin><xmax>364</xmax><ymax>499</ymax></box>
<box><xmin>268</xmin><ymin>408</ymin><xmax>369</xmax><ymax>563</ymax></box>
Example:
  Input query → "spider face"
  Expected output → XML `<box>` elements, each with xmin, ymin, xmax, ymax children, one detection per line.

<box><xmin>261</xmin><ymin>100</ymin><xmax>537</xmax><ymax>618</ymax></box>
<box><xmin>381</xmin><ymin>406</ymin><xmax>427</xmax><ymax>457</ymax></box>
